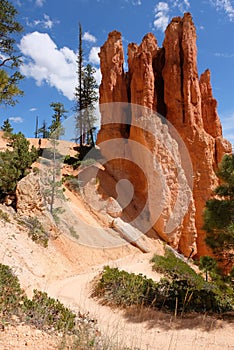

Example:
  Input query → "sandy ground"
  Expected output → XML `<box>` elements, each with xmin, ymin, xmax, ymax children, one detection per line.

<box><xmin>46</xmin><ymin>252</ymin><xmax>234</xmax><ymax>350</ymax></box>
<box><xmin>0</xmin><ymin>184</ymin><xmax>233</xmax><ymax>349</ymax></box>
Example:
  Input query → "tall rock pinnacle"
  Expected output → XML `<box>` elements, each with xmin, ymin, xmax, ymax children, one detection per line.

<box><xmin>97</xmin><ymin>13</ymin><xmax>232</xmax><ymax>257</ymax></box>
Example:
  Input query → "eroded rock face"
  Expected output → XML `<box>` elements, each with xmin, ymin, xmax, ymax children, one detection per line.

<box><xmin>97</xmin><ymin>13</ymin><xmax>232</xmax><ymax>257</ymax></box>
<box><xmin>162</xmin><ymin>13</ymin><xmax>231</xmax><ymax>256</ymax></box>
<box><xmin>16</xmin><ymin>172</ymin><xmax>45</xmax><ymax>216</ymax></box>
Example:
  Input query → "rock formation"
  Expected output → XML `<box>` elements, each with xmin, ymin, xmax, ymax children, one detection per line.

<box><xmin>97</xmin><ymin>13</ymin><xmax>232</xmax><ymax>258</ymax></box>
<box><xmin>16</xmin><ymin>172</ymin><xmax>45</xmax><ymax>216</ymax></box>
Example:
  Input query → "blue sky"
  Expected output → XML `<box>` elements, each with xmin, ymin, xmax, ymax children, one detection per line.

<box><xmin>1</xmin><ymin>0</ymin><xmax>234</xmax><ymax>147</ymax></box>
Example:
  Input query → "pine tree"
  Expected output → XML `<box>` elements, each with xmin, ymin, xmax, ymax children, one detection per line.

<box><xmin>49</xmin><ymin>102</ymin><xmax>67</xmax><ymax>139</ymax></box>
<box><xmin>203</xmin><ymin>154</ymin><xmax>234</xmax><ymax>269</ymax></box>
<box><xmin>0</xmin><ymin>132</ymin><xmax>38</xmax><ymax>198</ymax></box>
<box><xmin>1</xmin><ymin>118</ymin><xmax>13</xmax><ymax>135</ymax></box>
<box><xmin>40</xmin><ymin>102</ymin><xmax>67</xmax><ymax>217</ymax></box>
<box><xmin>74</xmin><ymin>24</ymin><xmax>98</xmax><ymax>148</ymax></box>
<box><xmin>38</xmin><ymin>120</ymin><xmax>49</xmax><ymax>139</ymax></box>
<box><xmin>0</xmin><ymin>0</ymin><xmax>24</xmax><ymax>106</ymax></box>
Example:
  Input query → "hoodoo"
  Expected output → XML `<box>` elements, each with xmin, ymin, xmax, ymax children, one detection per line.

<box><xmin>97</xmin><ymin>13</ymin><xmax>232</xmax><ymax>258</ymax></box>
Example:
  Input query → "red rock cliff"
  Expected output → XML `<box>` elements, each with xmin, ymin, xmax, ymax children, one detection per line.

<box><xmin>97</xmin><ymin>13</ymin><xmax>232</xmax><ymax>257</ymax></box>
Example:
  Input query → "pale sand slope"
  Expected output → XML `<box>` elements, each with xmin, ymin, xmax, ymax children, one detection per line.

<box><xmin>0</xmin><ymin>193</ymin><xmax>233</xmax><ymax>350</ymax></box>
<box><xmin>47</xmin><ymin>252</ymin><xmax>234</xmax><ymax>350</ymax></box>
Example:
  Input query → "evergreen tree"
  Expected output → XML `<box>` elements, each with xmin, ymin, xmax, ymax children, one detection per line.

<box><xmin>1</xmin><ymin>118</ymin><xmax>13</xmax><ymax>134</ymax></box>
<box><xmin>0</xmin><ymin>0</ymin><xmax>24</xmax><ymax>106</ymax></box>
<box><xmin>74</xmin><ymin>24</ymin><xmax>98</xmax><ymax>147</ymax></box>
<box><xmin>0</xmin><ymin>132</ymin><xmax>38</xmax><ymax>198</ymax></box>
<box><xmin>203</xmin><ymin>154</ymin><xmax>234</xmax><ymax>268</ymax></box>
<box><xmin>38</xmin><ymin>120</ymin><xmax>49</xmax><ymax>139</ymax></box>
<box><xmin>199</xmin><ymin>256</ymin><xmax>217</xmax><ymax>281</ymax></box>
<box><xmin>81</xmin><ymin>64</ymin><xmax>98</xmax><ymax>146</ymax></box>
<box><xmin>34</xmin><ymin>116</ymin><xmax>38</xmax><ymax>138</ymax></box>
<box><xmin>40</xmin><ymin>102</ymin><xmax>67</xmax><ymax>217</ymax></box>
<box><xmin>49</xmin><ymin>102</ymin><xmax>67</xmax><ymax>139</ymax></box>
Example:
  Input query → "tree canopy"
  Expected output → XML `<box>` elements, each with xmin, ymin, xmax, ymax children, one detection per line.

<box><xmin>0</xmin><ymin>0</ymin><xmax>24</xmax><ymax>106</ymax></box>
<box><xmin>1</xmin><ymin>118</ymin><xmax>13</xmax><ymax>134</ymax></box>
<box><xmin>203</xmin><ymin>154</ymin><xmax>234</xmax><ymax>269</ymax></box>
<box><xmin>0</xmin><ymin>132</ymin><xmax>37</xmax><ymax>198</ymax></box>
<box><xmin>49</xmin><ymin>102</ymin><xmax>67</xmax><ymax>139</ymax></box>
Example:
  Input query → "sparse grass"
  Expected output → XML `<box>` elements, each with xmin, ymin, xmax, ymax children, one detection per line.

<box><xmin>17</xmin><ymin>216</ymin><xmax>49</xmax><ymax>247</ymax></box>
<box><xmin>0</xmin><ymin>263</ymin><xmax>103</xmax><ymax>348</ymax></box>
<box><xmin>0</xmin><ymin>208</ymin><xmax>10</xmax><ymax>223</ymax></box>
<box><xmin>65</xmin><ymin>176</ymin><xmax>81</xmax><ymax>193</ymax></box>
<box><xmin>69</xmin><ymin>225</ymin><xmax>79</xmax><ymax>239</ymax></box>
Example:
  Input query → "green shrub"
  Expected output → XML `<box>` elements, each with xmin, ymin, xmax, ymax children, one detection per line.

<box><xmin>23</xmin><ymin>290</ymin><xmax>76</xmax><ymax>332</ymax></box>
<box><xmin>0</xmin><ymin>209</ymin><xmax>10</xmax><ymax>223</ymax></box>
<box><xmin>0</xmin><ymin>264</ymin><xmax>106</xmax><ymax>348</ymax></box>
<box><xmin>151</xmin><ymin>249</ymin><xmax>233</xmax><ymax>313</ymax></box>
<box><xmin>93</xmin><ymin>266</ymin><xmax>158</xmax><ymax>308</ymax></box>
<box><xmin>93</xmin><ymin>257</ymin><xmax>233</xmax><ymax>315</ymax></box>
<box><xmin>18</xmin><ymin>217</ymin><xmax>49</xmax><ymax>247</ymax></box>
<box><xmin>0</xmin><ymin>264</ymin><xmax>25</xmax><ymax>318</ymax></box>
<box><xmin>65</xmin><ymin>176</ymin><xmax>81</xmax><ymax>192</ymax></box>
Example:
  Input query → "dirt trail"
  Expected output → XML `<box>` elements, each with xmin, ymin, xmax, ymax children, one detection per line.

<box><xmin>47</xmin><ymin>252</ymin><xmax>234</xmax><ymax>350</ymax></box>
<box><xmin>0</xmin><ymin>178</ymin><xmax>233</xmax><ymax>349</ymax></box>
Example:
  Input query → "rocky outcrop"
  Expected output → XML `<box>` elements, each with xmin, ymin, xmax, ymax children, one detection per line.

<box><xmin>162</xmin><ymin>13</ymin><xmax>231</xmax><ymax>256</ymax></box>
<box><xmin>16</xmin><ymin>172</ymin><xmax>60</xmax><ymax>238</ymax></box>
<box><xmin>97</xmin><ymin>13</ymin><xmax>232</xmax><ymax>258</ymax></box>
<box><xmin>16</xmin><ymin>172</ymin><xmax>45</xmax><ymax>216</ymax></box>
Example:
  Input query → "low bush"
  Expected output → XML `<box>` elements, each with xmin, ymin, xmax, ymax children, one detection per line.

<box><xmin>0</xmin><ymin>208</ymin><xmax>10</xmax><ymax>223</ymax></box>
<box><xmin>93</xmin><ymin>250</ymin><xmax>233</xmax><ymax>315</ymax></box>
<box><xmin>93</xmin><ymin>266</ymin><xmax>158</xmax><ymax>307</ymax></box>
<box><xmin>0</xmin><ymin>263</ymin><xmax>76</xmax><ymax>332</ymax></box>
<box><xmin>23</xmin><ymin>290</ymin><xmax>76</xmax><ymax>332</ymax></box>
<box><xmin>17</xmin><ymin>217</ymin><xmax>49</xmax><ymax>247</ymax></box>
<box><xmin>0</xmin><ymin>264</ymin><xmax>24</xmax><ymax>318</ymax></box>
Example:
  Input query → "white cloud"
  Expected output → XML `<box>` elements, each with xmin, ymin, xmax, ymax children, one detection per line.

<box><xmin>124</xmin><ymin>0</ymin><xmax>142</xmax><ymax>5</ymax></box>
<box><xmin>26</xmin><ymin>14</ymin><xmax>59</xmax><ymax>29</ymax></box>
<box><xmin>29</xmin><ymin>108</ymin><xmax>37</xmax><ymax>112</ymax></box>
<box><xmin>209</xmin><ymin>0</ymin><xmax>234</xmax><ymax>20</ymax></box>
<box><xmin>83</xmin><ymin>32</ymin><xmax>97</xmax><ymax>43</ymax></box>
<box><xmin>9</xmin><ymin>117</ymin><xmax>23</xmax><ymax>123</ymax></box>
<box><xmin>94</xmin><ymin>67</ymin><xmax>102</xmax><ymax>86</ymax></box>
<box><xmin>35</xmin><ymin>0</ymin><xmax>45</xmax><ymax>7</ymax></box>
<box><xmin>153</xmin><ymin>1</ymin><xmax>191</xmax><ymax>31</ymax></box>
<box><xmin>89</xmin><ymin>47</ymin><xmax>100</xmax><ymax>65</ymax></box>
<box><xmin>131</xmin><ymin>0</ymin><xmax>142</xmax><ymax>5</ymax></box>
<box><xmin>19</xmin><ymin>32</ymin><xmax>77</xmax><ymax>100</ymax></box>
<box><xmin>221</xmin><ymin>113</ymin><xmax>234</xmax><ymax>147</ymax></box>
<box><xmin>42</xmin><ymin>14</ymin><xmax>53</xmax><ymax>29</ymax></box>
<box><xmin>173</xmin><ymin>0</ymin><xmax>190</xmax><ymax>12</ymax></box>
<box><xmin>153</xmin><ymin>2</ymin><xmax>170</xmax><ymax>31</ymax></box>
<box><xmin>214</xmin><ymin>52</ymin><xmax>234</xmax><ymax>58</ymax></box>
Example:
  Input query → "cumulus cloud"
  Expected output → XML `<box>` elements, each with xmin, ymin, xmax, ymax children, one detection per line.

<box><xmin>29</xmin><ymin>107</ymin><xmax>37</xmax><ymax>112</ymax></box>
<box><xmin>83</xmin><ymin>32</ymin><xmax>97</xmax><ymax>43</ymax></box>
<box><xmin>153</xmin><ymin>0</ymin><xmax>190</xmax><ymax>31</ymax></box>
<box><xmin>35</xmin><ymin>0</ymin><xmax>45</xmax><ymax>7</ymax></box>
<box><xmin>26</xmin><ymin>14</ymin><xmax>59</xmax><ymax>29</ymax></box>
<box><xmin>93</xmin><ymin>67</ymin><xmax>102</xmax><ymax>86</ymax></box>
<box><xmin>173</xmin><ymin>0</ymin><xmax>190</xmax><ymax>12</ymax></box>
<box><xmin>209</xmin><ymin>0</ymin><xmax>234</xmax><ymax>20</ymax></box>
<box><xmin>19</xmin><ymin>32</ymin><xmax>77</xmax><ymax>100</ymax></box>
<box><xmin>153</xmin><ymin>2</ymin><xmax>170</xmax><ymax>31</ymax></box>
<box><xmin>89</xmin><ymin>47</ymin><xmax>100</xmax><ymax>65</ymax></box>
<box><xmin>9</xmin><ymin>117</ymin><xmax>23</xmax><ymax>123</ymax></box>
